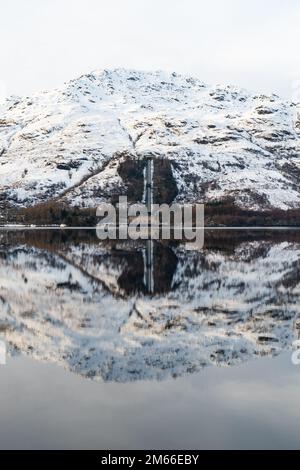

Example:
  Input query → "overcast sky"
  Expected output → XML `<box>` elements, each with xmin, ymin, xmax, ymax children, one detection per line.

<box><xmin>0</xmin><ymin>0</ymin><xmax>299</xmax><ymax>99</ymax></box>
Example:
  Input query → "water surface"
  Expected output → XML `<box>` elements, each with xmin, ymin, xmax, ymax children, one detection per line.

<box><xmin>0</xmin><ymin>229</ymin><xmax>299</xmax><ymax>448</ymax></box>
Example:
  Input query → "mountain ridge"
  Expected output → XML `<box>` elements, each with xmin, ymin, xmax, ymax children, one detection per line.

<box><xmin>0</xmin><ymin>68</ymin><xmax>300</xmax><ymax>216</ymax></box>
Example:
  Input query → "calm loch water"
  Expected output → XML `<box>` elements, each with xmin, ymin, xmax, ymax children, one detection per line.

<box><xmin>0</xmin><ymin>229</ymin><xmax>300</xmax><ymax>449</ymax></box>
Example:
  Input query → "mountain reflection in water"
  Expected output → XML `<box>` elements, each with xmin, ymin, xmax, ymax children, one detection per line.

<box><xmin>0</xmin><ymin>229</ymin><xmax>299</xmax><ymax>382</ymax></box>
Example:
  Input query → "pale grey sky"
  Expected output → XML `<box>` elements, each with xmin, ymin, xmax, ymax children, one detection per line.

<box><xmin>0</xmin><ymin>0</ymin><xmax>299</xmax><ymax>99</ymax></box>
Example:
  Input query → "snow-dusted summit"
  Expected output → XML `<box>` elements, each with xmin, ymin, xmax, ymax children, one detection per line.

<box><xmin>0</xmin><ymin>68</ymin><xmax>300</xmax><ymax>211</ymax></box>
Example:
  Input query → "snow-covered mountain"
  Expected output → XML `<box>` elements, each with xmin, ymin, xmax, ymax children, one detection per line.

<box><xmin>0</xmin><ymin>68</ymin><xmax>300</xmax><ymax>211</ymax></box>
<box><xmin>0</xmin><ymin>233</ymin><xmax>299</xmax><ymax>382</ymax></box>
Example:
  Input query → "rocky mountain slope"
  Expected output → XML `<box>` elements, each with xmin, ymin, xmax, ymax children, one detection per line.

<box><xmin>1</xmin><ymin>69</ymin><xmax>300</xmax><ymax>214</ymax></box>
<box><xmin>0</xmin><ymin>232</ymin><xmax>299</xmax><ymax>382</ymax></box>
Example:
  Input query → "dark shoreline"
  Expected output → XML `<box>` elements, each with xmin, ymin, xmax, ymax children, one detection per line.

<box><xmin>2</xmin><ymin>198</ymin><xmax>300</xmax><ymax>228</ymax></box>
